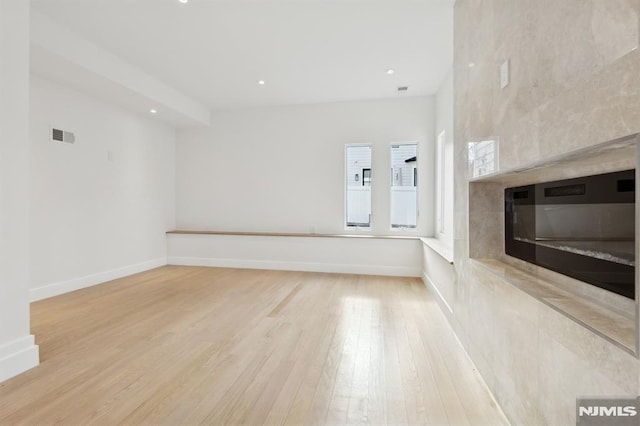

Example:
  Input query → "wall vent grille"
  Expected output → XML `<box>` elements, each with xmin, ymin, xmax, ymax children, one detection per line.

<box><xmin>51</xmin><ymin>127</ymin><xmax>75</xmax><ymax>144</ymax></box>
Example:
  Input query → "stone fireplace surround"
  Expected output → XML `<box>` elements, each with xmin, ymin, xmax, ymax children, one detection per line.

<box><xmin>452</xmin><ymin>2</ymin><xmax>640</xmax><ymax>423</ymax></box>
<box><xmin>468</xmin><ymin>133</ymin><xmax>639</xmax><ymax>354</ymax></box>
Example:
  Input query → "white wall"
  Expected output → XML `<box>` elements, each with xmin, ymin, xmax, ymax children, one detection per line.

<box><xmin>168</xmin><ymin>234</ymin><xmax>421</xmax><ymax>277</ymax></box>
<box><xmin>176</xmin><ymin>96</ymin><xmax>435</xmax><ymax>236</ymax></box>
<box><xmin>421</xmin><ymin>70</ymin><xmax>456</xmax><ymax>356</ymax></box>
<box><xmin>0</xmin><ymin>0</ymin><xmax>39</xmax><ymax>383</ymax></box>
<box><xmin>29</xmin><ymin>76</ymin><xmax>176</xmax><ymax>300</ymax></box>
<box><xmin>434</xmin><ymin>68</ymin><xmax>454</xmax><ymax>247</ymax></box>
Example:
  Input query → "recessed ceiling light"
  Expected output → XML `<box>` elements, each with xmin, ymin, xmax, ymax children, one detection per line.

<box><xmin>150</xmin><ymin>109</ymin><xmax>158</xmax><ymax>114</ymax></box>
<box><xmin>386</xmin><ymin>69</ymin><xmax>395</xmax><ymax>75</ymax></box>
<box><xmin>178</xmin><ymin>0</ymin><xmax>188</xmax><ymax>3</ymax></box>
<box><xmin>468</xmin><ymin>62</ymin><xmax>476</xmax><ymax>68</ymax></box>
<box><xmin>257</xmin><ymin>80</ymin><xmax>265</xmax><ymax>85</ymax></box>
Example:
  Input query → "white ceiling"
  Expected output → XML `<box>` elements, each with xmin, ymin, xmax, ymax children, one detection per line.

<box><xmin>31</xmin><ymin>0</ymin><xmax>453</xmax><ymax>111</ymax></box>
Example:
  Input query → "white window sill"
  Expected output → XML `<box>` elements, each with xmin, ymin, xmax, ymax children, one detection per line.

<box><xmin>168</xmin><ymin>230</ymin><xmax>420</xmax><ymax>240</ymax></box>
<box><xmin>421</xmin><ymin>237</ymin><xmax>454</xmax><ymax>264</ymax></box>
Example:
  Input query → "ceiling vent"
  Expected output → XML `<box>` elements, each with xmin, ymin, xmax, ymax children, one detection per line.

<box><xmin>51</xmin><ymin>127</ymin><xmax>75</xmax><ymax>144</ymax></box>
<box><xmin>397</xmin><ymin>86</ymin><xmax>409</xmax><ymax>92</ymax></box>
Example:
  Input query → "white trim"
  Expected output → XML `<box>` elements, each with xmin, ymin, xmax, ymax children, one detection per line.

<box><xmin>422</xmin><ymin>271</ymin><xmax>453</xmax><ymax>314</ymax></box>
<box><xmin>168</xmin><ymin>256</ymin><xmax>421</xmax><ymax>278</ymax></box>
<box><xmin>421</xmin><ymin>237</ymin><xmax>454</xmax><ymax>264</ymax></box>
<box><xmin>30</xmin><ymin>257</ymin><xmax>167</xmax><ymax>302</ymax></box>
<box><xmin>0</xmin><ymin>335</ymin><xmax>39</xmax><ymax>383</ymax></box>
<box><xmin>389</xmin><ymin>141</ymin><xmax>419</xmax><ymax>231</ymax></box>
<box><xmin>436</xmin><ymin>130</ymin><xmax>446</xmax><ymax>234</ymax></box>
<box><xmin>345</xmin><ymin>143</ymin><xmax>373</xmax><ymax>230</ymax></box>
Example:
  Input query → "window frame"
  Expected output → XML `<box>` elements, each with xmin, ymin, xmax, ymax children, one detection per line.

<box><xmin>389</xmin><ymin>141</ymin><xmax>419</xmax><ymax>231</ymax></box>
<box><xmin>436</xmin><ymin>131</ymin><xmax>446</xmax><ymax>235</ymax></box>
<box><xmin>344</xmin><ymin>144</ymin><xmax>373</xmax><ymax>230</ymax></box>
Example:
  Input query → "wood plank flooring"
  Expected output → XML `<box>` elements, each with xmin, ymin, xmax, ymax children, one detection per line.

<box><xmin>0</xmin><ymin>266</ymin><xmax>507</xmax><ymax>425</ymax></box>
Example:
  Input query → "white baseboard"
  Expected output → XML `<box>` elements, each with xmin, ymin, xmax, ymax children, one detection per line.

<box><xmin>422</xmin><ymin>271</ymin><xmax>453</xmax><ymax>314</ymax></box>
<box><xmin>30</xmin><ymin>257</ymin><xmax>167</xmax><ymax>302</ymax></box>
<box><xmin>168</xmin><ymin>256</ymin><xmax>421</xmax><ymax>277</ymax></box>
<box><xmin>0</xmin><ymin>335</ymin><xmax>39</xmax><ymax>383</ymax></box>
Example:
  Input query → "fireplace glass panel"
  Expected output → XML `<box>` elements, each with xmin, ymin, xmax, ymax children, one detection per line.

<box><xmin>505</xmin><ymin>170</ymin><xmax>636</xmax><ymax>299</ymax></box>
<box><xmin>534</xmin><ymin>203</ymin><xmax>634</xmax><ymax>265</ymax></box>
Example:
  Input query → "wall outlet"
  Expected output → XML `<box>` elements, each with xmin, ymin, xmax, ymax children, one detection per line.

<box><xmin>500</xmin><ymin>59</ymin><xmax>510</xmax><ymax>89</ymax></box>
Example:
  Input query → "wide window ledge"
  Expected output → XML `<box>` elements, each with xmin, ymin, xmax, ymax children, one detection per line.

<box><xmin>421</xmin><ymin>238</ymin><xmax>454</xmax><ymax>264</ymax></box>
<box><xmin>472</xmin><ymin>258</ymin><xmax>635</xmax><ymax>355</ymax></box>
<box><xmin>167</xmin><ymin>230</ymin><xmax>420</xmax><ymax>240</ymax></box>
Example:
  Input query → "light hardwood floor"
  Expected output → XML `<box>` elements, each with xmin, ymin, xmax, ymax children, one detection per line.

<box><xmin>0</xmin><ymin>266</ymin><xmax>507</xmax><ymax>425</ymax></box>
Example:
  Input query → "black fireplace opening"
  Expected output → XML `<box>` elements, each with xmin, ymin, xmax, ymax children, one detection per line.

<box><xmin>505</xmin><ymin>169</ymin><xmax>636</xmax><ymax>299</ymax></box>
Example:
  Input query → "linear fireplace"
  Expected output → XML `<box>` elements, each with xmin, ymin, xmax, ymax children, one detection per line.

<box><xmin>505</xmin><ymin>169</ymin><xmax>636</xmax><ymax>299</ymax></box>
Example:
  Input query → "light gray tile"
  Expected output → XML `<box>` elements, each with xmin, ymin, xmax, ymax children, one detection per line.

<box><xmin>539</xmin><ymin>306</ymin><xmax>639</xmax><ymax>395</ymax></box>
<box><xmin>452</xmin><ymin>1</ymin><xmax>640</xmax><ymax>424</ymax></box>
<box><xmin>538</xmin><ymin>330</ymin><xmax>633</xmax><ymax>426</ymax></box>
<box><xmin>492</xmin><ymin>281</ymin><xmax>541</xmax><ymax>425</ymax></box>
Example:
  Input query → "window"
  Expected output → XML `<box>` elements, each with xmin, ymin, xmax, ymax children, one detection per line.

<box><xmin>390</xmin><ymin>143</ymin><xmax>417</xmax><ymax>229</ymax></box>
<box><xmin>362</xmin><ymin>168</ymin><xmax>371</xmax><ymax>186</ymax></box>
<box><xmin>346</xmin><ymin>145</ymin><xmax>372</xmax><ymax>228</ymax></box>
<box><xmin>436</xmin><ymin>131</ymin><xmax>446</xmax><ymax>234</ymax></box>
<box><xmin>436</xmin><ymin>131</ymin><xmax>454</xmax><ymax>244</ymax></box>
